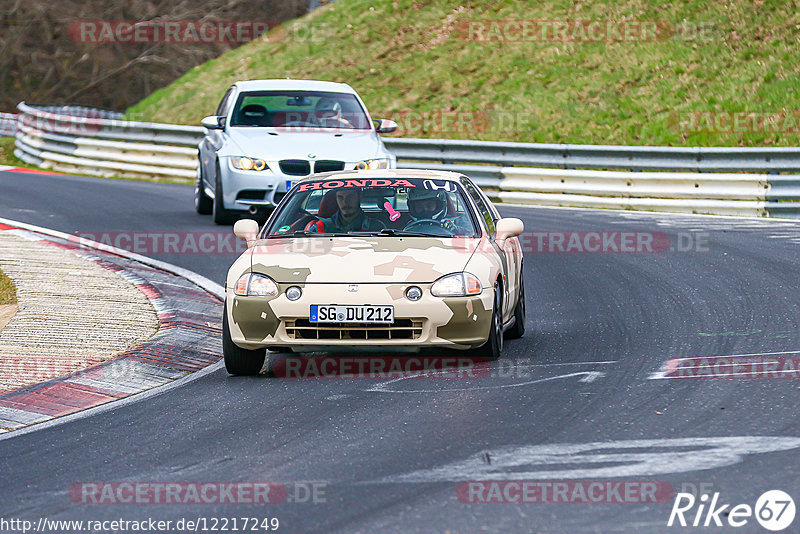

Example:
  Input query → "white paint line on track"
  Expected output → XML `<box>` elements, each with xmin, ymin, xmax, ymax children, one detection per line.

<box><xmin>374</xmin><ymin>436</ymin><xmax>800</xmax><ymax>483</ymax></box>
<box><xmin>505</xmin><ymin>360</ymin><xmax>617</xmax><ymax>368</ymax></box>
<box><xmin>366</xmin><ymin>371</ymin><xmax>606</xmax><ymax>394</ymax></box>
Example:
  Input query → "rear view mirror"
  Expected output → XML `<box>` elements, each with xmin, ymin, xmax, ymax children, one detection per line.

<box><xmin>233</xmin><ymin>219</ymin><xmax>260</xmax><ymax>246</ymax></box>
<box><xmin>495</xmin><ymin>218</ymin><xmax>524</xmax><ymax>242</ymax></box>
<box><xmin>201</xmin><ymin>116</ymin><xmax>224</xmax><ymax>130</ymax></box>
<box><xmin>374</xmin><ymin>119</ymin><xmax>398</xmax><ymax>133</ymax></box>
<box><xmin>286</xmin><ymin>96</ymin><xmax>312</xmax><ymax>106</ymax></box>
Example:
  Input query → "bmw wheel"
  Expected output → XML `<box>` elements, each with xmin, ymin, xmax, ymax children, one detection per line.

<box><xmin>194</xmin><ymin>158</ymin><xmax>213</xmax><ymax>215</ymax></box>
<box><xmin>213</xmin><ymin>161</ymin><xmax>239</xmax><ymax>225</ymax></box>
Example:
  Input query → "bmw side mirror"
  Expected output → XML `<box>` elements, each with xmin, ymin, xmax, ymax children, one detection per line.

<box><xmin>495</xmin><ymin>218</ymin><xmax>524</xmax><ymax>242</ymax></box>
<box><xmin>234</xmin><ymin>219</ymin><xmax>260</xmax><ymax>247</ymax></box>
<box><xmin>201</xmin><ymin>115</ymin><xmax>224</xmax><ymax>130</ymax></box>
<box><xmin>374</xmin><ymin>118</ymin><xmax>398</xmax><ymax>134</ymax></box>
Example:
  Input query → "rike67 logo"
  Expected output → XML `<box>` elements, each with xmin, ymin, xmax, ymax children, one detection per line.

<box><xmin>668</xmin><ymin>490</ymin><xmax>795</xmax><ymax>531</ymax></box>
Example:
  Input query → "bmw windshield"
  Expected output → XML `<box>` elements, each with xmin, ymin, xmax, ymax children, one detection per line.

<box><xmin>265</xmin><ymin>177</ymin><xmax>481</xmax><ymax>238</ymax></box>
<box><xmin>229</xmin><ymin>90</ymin><xmax>372</xmax><ymax>130</ymax></box>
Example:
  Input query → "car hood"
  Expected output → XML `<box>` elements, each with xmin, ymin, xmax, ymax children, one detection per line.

<box><xmin>248</xmin><ymin>236</ymin><xmax>480</xmax><ymax>284</ymax></box>
<box><xmin>225</xmin><ymin>128</ymin><xmax>386</xmax><ymax>162</ymax></box>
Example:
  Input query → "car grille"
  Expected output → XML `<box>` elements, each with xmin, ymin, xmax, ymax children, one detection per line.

<box><xmin>313</xmin><ymin>160</ymin><xmax>345</xmax><ymax>173</ymax></box>
<box><xmin>279</xmin><ymin>160</ymin><xmax>311</xmax><ymax>176</ymax></box>
<box><xmin>286</xmin><ymin>319</ymin><xmax>423</xmax><ymax>341</ymax></box>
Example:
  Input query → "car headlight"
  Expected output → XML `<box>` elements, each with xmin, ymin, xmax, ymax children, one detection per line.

<box><xmin>430</xmin><ymin>272</ymin><xmax>482</xmax><ymax>297</ymax></box>
<box><xmin>231</xmin><ymin>156</ymin><xmax>268</xmax><ymax>171</ymax></box>
<box><xmin>355</xmin><ymin>158</ymin><xmax>389</xmax><ymax>170</ymax></box>
<box><xmin>234</xmin><ymin>273</ymin><xmax>279</xmax><ymax>297</ymax></box>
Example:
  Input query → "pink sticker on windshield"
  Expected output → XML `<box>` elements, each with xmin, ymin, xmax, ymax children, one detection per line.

<box><xmin>384</xmin><ymin>201</ymin><xmax>401</xmax><ymax>221</ymax></box>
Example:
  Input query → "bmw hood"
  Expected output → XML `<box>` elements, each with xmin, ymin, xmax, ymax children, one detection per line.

<box><xmin>225</xmin><ymin>128</ymin><xmax>388</xmax><ymax>162</ymax></box>
<box><xmin>248</xmin><ymin>237</ymin><xmax>480</xmax><ymax>284</ymax></box>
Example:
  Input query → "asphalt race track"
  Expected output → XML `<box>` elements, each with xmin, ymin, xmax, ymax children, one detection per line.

<box><xmin>2</xmin><ymin>169</ymin><xmax>800</xmax><ymax>533</ymax></box>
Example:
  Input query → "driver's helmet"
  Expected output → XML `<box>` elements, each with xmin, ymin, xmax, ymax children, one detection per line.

<box><xmin>407</xmin><ymin>188</ymin><xmax>447</xmax><ymax>220</ymax></box>
<box><xmin>315</xmin><ymin>98</ymin><xmax>342</xmax><ymax>121</ymax></box>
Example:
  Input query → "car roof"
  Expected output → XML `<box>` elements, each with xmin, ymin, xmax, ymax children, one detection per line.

<box><xmin>295</xmin><ymin>169</ymin><xmax>467</xmax><ymax>183</ymax></box>
<box><xmin>232</xmin><ymin>79</ymin><xmax>358</xmax><ymax>94</ymax></box>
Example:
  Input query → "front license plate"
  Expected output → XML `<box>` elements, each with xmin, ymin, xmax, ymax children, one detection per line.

<box><xmin>310</xmin><ymin>305</ymin><xmax>394</xmax><ymax>324</ymax></box>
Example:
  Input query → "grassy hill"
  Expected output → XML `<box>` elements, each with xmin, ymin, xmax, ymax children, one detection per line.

<box><xmin>126</xmin><ymin>0</ymin><xmax>800</xmax><ymax>147</ymax></box>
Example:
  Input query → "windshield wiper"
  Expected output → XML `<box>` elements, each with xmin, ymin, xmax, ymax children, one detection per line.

<box><xmin>339</xmin><ymin>229</ymin><xmax>439</xmax><ymax>237</ymax></box>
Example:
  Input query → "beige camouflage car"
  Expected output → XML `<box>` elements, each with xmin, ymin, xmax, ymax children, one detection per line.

<box><xmin>223</xmin><ymin>169</ymin><xmax>525</xmax><ymax>375</ymax></box>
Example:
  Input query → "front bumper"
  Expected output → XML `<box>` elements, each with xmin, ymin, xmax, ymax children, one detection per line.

<box><xmin>226</xmin><ymin>283</ymin><xmax>494</xmax><ymax>351</ymax></box>
<box><xmin>220</xmin><ymin>156</ymin><xmax>396</xmax><ymax>211</ymax></box>
<box><xmin>220</xmin><ymin>166</ymin><xmax>288</xmax><ymax>212</ymax></box>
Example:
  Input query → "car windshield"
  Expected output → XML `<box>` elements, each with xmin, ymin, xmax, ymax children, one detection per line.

<box><xmin>265</xmin><ymin>177</ymin><xmax>481</xmax><ymax>238</ymax></box>
<box><xmin>228</xmin><ymin>90</ymin><xmax>371</xmax><ymax>129</ymax></box>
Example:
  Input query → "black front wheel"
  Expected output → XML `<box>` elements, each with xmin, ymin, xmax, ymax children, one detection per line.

<box><xmin>223</xmin><ymin>302</ymin><xmax>267</xmax><ymax>375</ymax></box>
<box><xmin>213</xmin><ymin>162</ymin><xmax>240</xmax><ymax>225</ymax></box>
<box><xmin>470</xmin><ymin>284</ymin><xmax>503</xmax><ymax>361</ymax></box>
<box><xmin>505</xmin><ymin>270</ymin><xmax>526</xmax><ymax>340</ymax></box>
<box><xmin>194</xmin><ymin>160</ymin><xmax>213</xmax><ymax>215</ymax></box>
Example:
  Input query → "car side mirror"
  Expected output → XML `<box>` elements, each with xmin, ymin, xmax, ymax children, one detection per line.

<box><xmin>233</xmin><ymin>219</ymin><xmax>260</xmax><ymax>246</ymax></box>
<box><xmin>374</xmin><ymin>118</ymin><xmax>398</xmax><ymax>134</ymax></box>
<box><xmin>495</xmin><ymin>218</ymin><xmax>524</xmax><ymax>242</ymax></box>
<box><xmin>201</xmin><ymin>115</ymin><xmax>224</xmax><ymax>130</ymax></box>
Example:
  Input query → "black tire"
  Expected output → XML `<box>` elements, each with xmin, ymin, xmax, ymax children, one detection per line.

<box><xmin>194</xmin><ymin>159</ymin><xmax>213</xmax><ymax>215</ymax></box>
<box><xmin>223</xmin><ymin>302</ymin><xmax>267</xmax><ymax>375</ymax></box>
<box><xmin>213</xmin><ymin>161</ymin><xmax>239</xmax><ymax>225</ymax></box>
<box><xmin>505</xmin><ymin>269</ymin><xmax>526</xmax><ymax>340</ymax></box>
<box><xmin>471</xmin><ymin>284</ymin><xmax>503</xmax><ymax>361</ymax></box>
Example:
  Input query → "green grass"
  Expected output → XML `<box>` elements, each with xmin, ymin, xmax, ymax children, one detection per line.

<box><xmin>125</xmin><ymin>0</ymin><xmax>800</xmax><ymax>147</ymax></box>
<box><xmin>0</xmin><ymin>267</ymin><xmax>16</xmax><ymax>305</ymax></box>
<box><xmin>0</xmin><ymin>137</ymin><xmax>26</xmax><ymax>168</ymax></box>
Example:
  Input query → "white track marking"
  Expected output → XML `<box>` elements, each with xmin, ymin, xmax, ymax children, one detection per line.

<box><xmin>366</xmin><ymin>371</ymin><xmax>606</xmax><ymax>393</ymax></box>
<box><xmin>375</xmin><ymin>436</ymin><xmax>800</xmax><ymax>482</ymax></box>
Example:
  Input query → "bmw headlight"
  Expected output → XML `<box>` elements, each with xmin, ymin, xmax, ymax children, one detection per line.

<box><xmin>231</xmin><ymin>156</ymin><xmax>268</xmax><ymax>171</ymax></box>
<box><xmin>355</xmin><ymin>158</ymin><xmax>389</xmax><ymax>170</ymax></box>
<box><xmin>234</xmin><ymin>273</ymin><xmax>279</xmax><ymax>297</ymax></box>
<box><xmin>430</xmin><ymin>272</ymin><xmax>482</xmax><ymax>297</ymax></box>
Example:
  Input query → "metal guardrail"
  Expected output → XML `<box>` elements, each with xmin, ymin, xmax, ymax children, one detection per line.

<box><xmin>382</xmin><ymin>138</ymin><xmax>800</xmax><ymax>218</ymax></box>
<box><xmin>14</xmin><ymin>102</ymin><xmax>202</xmax><ymax>180</ymax></box>
<box><xmin>0</xmin><ymin>113</ymin><xmax>17</xmax><ymax>137</ymax></box>
<box><xmin>382</xmin><ymin>137</ymin><xmax>800</xmax><ymax>173</ymax></box>
<box><xmin>11</xmin><ymin>103</ymin><xmax>800</xmax><ymax>218</ymax></box>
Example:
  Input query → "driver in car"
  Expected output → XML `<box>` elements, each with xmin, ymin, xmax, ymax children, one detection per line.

<box><xmin>310</xmin><ymin>188</ymin><xmax>385</xmax><ymax>233</ymax></box>
<box><xmin>404</xmin><ymin>189</ymin><xmax>471</xmax><ymax>234</ymax></box>
<box><xmin>314</xmin><ymin>98</ymin><xmax>353</xmax><ymax>129</ymax></box>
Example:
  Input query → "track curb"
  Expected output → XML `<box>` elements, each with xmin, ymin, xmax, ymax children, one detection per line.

<box><xmin>0</xmin><ymin>218</ymin><xmax>225</xmax><ymax>435</ymax></box>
